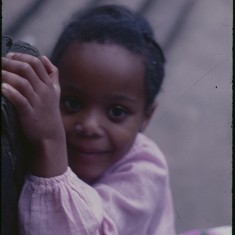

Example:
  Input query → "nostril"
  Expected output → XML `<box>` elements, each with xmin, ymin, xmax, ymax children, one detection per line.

<box><xmin>75</xmin><ymin>122</ymin><xmax>101</xmax><ymax>138</ymax></box>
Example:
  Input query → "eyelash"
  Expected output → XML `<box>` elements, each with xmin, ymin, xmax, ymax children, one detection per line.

<box><xmin>107</xmin><ymin>105</ymin><xmax>129</xmax><ymax>121</ymax></box>
<box><xmin>61</xmin><ymin>97</ymin><xmax>129</xmax><ymax>121</ymax></box>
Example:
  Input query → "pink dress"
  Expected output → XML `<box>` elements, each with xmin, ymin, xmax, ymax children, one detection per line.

<box><xmin>19</xmin><ymin>133</ymin><xmax>176</xmax><ymax>235</ymax></box>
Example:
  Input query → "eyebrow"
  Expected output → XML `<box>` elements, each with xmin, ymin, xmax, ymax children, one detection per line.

<box><xmin>106</xmin><ymin>94</ymin><xmax>137</xmax><ymax>103</ymax></box>
<box><xmin>61</xmin><ymin>85</ymin><xmax>137</xmax><ymax>103</ymax></box>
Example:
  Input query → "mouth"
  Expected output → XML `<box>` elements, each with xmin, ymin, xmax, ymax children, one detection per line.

<box><xmin>68</xmin><ymin>144</ymin><xmax>111</xmax><ymax>158</ymax></box>
<box><xmin>78</xmin><ymin>149</ymin><xmax>110</xmax><ymax>156</ymax></box>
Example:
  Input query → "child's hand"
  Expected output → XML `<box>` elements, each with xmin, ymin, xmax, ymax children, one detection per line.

<box><xmin>2</xmin><ymin>53</ymin><xmax>68</xmax><ymax>177</ymax></box>
<box><xmin>1</xmin><ymin>53</ymin><xmax>64</xmax><ymax>145</ymax></box>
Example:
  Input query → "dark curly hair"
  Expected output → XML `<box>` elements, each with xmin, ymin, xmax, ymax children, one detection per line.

<box><xmin>51</xmin><ymin>4</ymin><xmax>165</xmax><ymax>109</ymax></box>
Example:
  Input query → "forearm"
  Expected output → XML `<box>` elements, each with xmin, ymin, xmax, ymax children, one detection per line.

<box><xmin>30</xmin><ymin>130</ymin><xmax>68</xmax><ymax>177</ymax></box>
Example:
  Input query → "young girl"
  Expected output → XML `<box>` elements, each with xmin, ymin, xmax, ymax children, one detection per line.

<box><xmin>2</xmin><ymin>5</ymin><xmax>176</xmax><ymax>235</ymax></box>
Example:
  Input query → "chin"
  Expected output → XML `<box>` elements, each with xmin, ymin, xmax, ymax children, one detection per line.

<box><xmin>70</xmin><ymin>166</ymin><xmax>101</xmax><ymax>185</ymax></box>
<box><xmin>80</xmin><ymin>174</ymin><xmax>100</xmax><ymax>185</ymax></box>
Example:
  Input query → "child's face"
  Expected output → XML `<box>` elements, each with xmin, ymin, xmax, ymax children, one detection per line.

<box><xmin>58</xmin><ymin>42</ymin><xmax>154</xmax><ymax>184</ymax></box>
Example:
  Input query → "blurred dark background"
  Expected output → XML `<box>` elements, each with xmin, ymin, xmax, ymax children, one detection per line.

<box><xmin>2</xmin><ymin>0</ymin><xmax>232</xmax><ymax>233</ymax></box>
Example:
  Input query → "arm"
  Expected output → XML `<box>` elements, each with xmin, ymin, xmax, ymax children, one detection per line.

<box><xmin>19</xmin><ymin>135</ymin><xmax>176</xmax><ymax>235</ymax></box>
<box><xmin>1</xmin><ymin>53</ymin><xmax>68</xmax><ymax>177</ymax></box>
<box><xmin>19</xmin><ymin>168</ymin><xmax>104</xmax><ymax>235</ymax></box>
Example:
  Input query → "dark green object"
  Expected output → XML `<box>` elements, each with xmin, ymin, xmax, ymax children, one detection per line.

<box><xmin>1</xmin><ymin>36</ymin><xmax>40</xmax><ymax>235</ymax></box>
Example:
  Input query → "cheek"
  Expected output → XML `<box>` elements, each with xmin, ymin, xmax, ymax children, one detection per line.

<box><xmin>110</xmin><ymin>125</ymin><xmax>139</xmax><ymax>157</ymax></box>
<box><xmin>114</xmin><ymin>115</ymin><xmax>145</xmax><ymax>152</ymax></box>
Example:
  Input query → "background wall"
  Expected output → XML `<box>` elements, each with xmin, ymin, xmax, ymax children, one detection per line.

<box><xmin>2</xmin><ymin>0</ymin><xmax>232</xmax><ymax>233</ymax></box>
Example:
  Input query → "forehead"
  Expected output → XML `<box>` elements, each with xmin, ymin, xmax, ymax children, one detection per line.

<box><xmin>58</xmin><ymin>42</ymin><xmax>145</xmax><ymax>100</ymax></box>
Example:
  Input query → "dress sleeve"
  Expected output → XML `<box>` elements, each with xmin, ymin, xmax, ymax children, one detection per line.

<box><xmin>19</xmin><ymin>167</ymin><xmax>104</xmax><ymax>235</ymax></box>
<box><xmin>19</xmin><ymin>135</ymin><xmax>176</xmax><ymax>235</ymax></box>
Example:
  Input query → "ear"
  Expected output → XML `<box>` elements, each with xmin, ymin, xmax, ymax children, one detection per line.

<box><xmin>139</xmin><ymin>101</ymin><xmax>157</xmax><ymax>132</ymax></box>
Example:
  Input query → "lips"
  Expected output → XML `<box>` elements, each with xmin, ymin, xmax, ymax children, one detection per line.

<box><xmin>68</xmin><ymin>144</ymin><xmax>111</xmax><ymax>157</ymax></box>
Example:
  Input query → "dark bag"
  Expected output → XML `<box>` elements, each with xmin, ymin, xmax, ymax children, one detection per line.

<box><xmin>1</xmin><ymin>36</ymin><xmax>40</xmax><ymax>235</ymax></box>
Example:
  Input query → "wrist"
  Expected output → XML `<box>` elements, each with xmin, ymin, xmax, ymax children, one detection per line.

<box><xmin>30</xmin><ymin>133</ymin><xmax>68</xmax><ymax>177</ymax></box>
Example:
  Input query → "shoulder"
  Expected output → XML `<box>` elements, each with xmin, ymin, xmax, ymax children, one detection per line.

<box><xmin>99</xmin><ymin>133</ymin><xmax>169</xmax><ymax>183</ymax></box>
<box><xmin>132</xmin><ymin>133</ymin><xmax>167</xmax><ymax>164</ymax></box>
<box><xmin>124</xmin><ymin>133</ymin><xmax>168</xmax><ymax>173</ymax></box>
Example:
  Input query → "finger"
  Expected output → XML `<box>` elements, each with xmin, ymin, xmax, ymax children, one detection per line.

<box><xmin>2</xmin><ymin>82</ymin><xmax>33</xmax><ymax>116</ymax></box>
<box><xmin>40</xmin><ymin>56</ymin><xmax>60</xmax><ymax>97</ymax></box>
<box><xmin>2</xmin><ymin>57</ymin><xmax>42</xmax><ymax>92</ymax></box>
<box><xmin>40</xmin><ymin>56</ymin><xmax>58</xmax><ymax>75</ymax></box>
<box><xmin>6</xmin><ymin>52</ymin><xmax>50</xmax><ymax>85</ymax></box>
<box><xmin>2</xmin><ymin>70</ymin><xmax>37</xmax><ymax>107</ymax></box>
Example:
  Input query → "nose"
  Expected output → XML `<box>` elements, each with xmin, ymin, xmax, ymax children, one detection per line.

<box><xmin>75</xmin><ymin>110</ymin><xmax>103</xmax><ymax>138</ymax></box>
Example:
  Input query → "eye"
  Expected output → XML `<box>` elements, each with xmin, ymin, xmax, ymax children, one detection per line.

<box><xmin>61</xmin><ymin>97</ymin><xmax>81</xmax><ymax>111</ymax></box>
<box><xmin>107</xmin><ymin>105</ymin><xmax>129</xmax><ymax>121</ymax></box>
